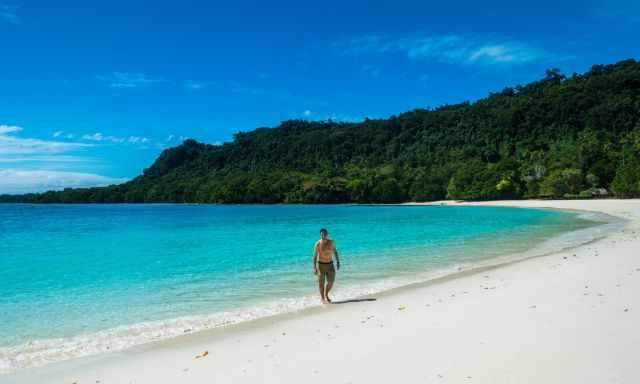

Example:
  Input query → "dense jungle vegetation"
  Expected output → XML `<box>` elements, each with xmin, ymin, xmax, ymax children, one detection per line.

<box><xmin>3</xmin><ymin>59</ymin><xmax>640</xmax><ymax>203</ymax></box>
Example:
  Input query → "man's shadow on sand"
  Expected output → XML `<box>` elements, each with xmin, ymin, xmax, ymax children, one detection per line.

<box><xmin>330</xmin><ymin>298</ymin><xmax>377</xmax><ymax>305</ymax></box>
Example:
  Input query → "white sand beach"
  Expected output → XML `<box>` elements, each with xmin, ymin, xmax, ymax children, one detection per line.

<box><xmin>5</xmin><ymin>199</ymin><xmax>640</xmax><ymax>384</ymax></box>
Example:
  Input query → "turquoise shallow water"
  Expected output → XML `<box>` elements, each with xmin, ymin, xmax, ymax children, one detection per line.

<box><xmin>0</xmin><ymin>204</ymin><xmax>601</xmax><ymax>372</ymax></box>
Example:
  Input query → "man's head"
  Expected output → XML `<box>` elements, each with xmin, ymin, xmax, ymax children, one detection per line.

<box><xmin>319</xmin><ymin>228</ymin><xmax>328</xmax><ymax>239</ymax></box>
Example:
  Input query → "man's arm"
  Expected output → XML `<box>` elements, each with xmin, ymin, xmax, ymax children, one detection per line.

<box><xmin>334</xmin><ymin>243</ymin><xmax>340</xmax><ymax>270</ymax></box>
<box><xmin>312</xmin><ymin>241</ymin><xmax>319</xmax><ymax>275</ymax></box>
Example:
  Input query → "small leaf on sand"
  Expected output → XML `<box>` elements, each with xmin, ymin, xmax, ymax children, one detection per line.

<box><xmin>398</xmin><ymin>306</ymin><xmax>406</xmax><ymax>311</ymax></box>
<box><xmin>195</xmin><ymin>350</ymin><xmax>209</xmax><ymax>359</ymax></box>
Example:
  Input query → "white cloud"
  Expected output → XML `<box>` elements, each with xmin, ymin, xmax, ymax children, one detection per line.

<box><xmin>185</xmin><ymin>80</ymin><xmax>215</xmax><ymax>90</ymax></box>
<box><xmin>108</xmin><ymin>136</ymin><xmax>125</xmax><ymax>143</ymax></box>
<box><xmin>126</xmin><ymin>136</ymin><xmax>149</xmax><ymax>144</ymax></box>
<box><xmin>0</xmin><ymin>124</ymin><xmax>22</xmax><ymax>134</ymax></box>
<box><xmin>0</xmin><ymin>125</ymin><xmax>91</xmax><ymax>155</ymax></box>
<box><xmin>0</xmin><ymin>4</ymin><xmax>19</xmax><ymax>24</ymax></box>
<box><xmin>0</xmin><ymin>169</ymin><xmax>127</xmax><ymax>194</ymax></box>
<box><xmin>128</xmin><ymin>136</ymin><xmax>141</xmax><ymax>143</ymax></box>
<box><xmin>81</xmin><ymin>133</ymin><xmax>129</xmax><ymax>144</ymax></box>
<box><xmin>166</xmin><ymin>134</ymin><xmax>174</xmax><ymax>142</ymax></box>
<box><xmin>335</xmin><ymin>34</ymin><xmax>558</xmax><ymax>66</ymax></box>
<box><xmin>0</xmin><ymin>124</ymin><xmax>149</xmax><ymax>194</ymax></box>
<box><xmin>0</xmin><ymin>155</ymin><xmax>95</xmax><ymax>163</ymax></box>
<box><xmin>303</xmin><ymin>109</ymin><xmax>312</xmax><ymax>117</ymax></box>
<box><xmin>96</xmin><ymin>72</ymin><xmax>167</xmax><ymax>88</ymax></box>
<box><xmin>82</xmin><ymin>132</ymin><xmax>104</xmax><ymax>141</ymax></box>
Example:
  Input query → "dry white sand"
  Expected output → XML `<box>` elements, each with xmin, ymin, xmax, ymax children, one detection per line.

<box><xmin>5</xmin><ymin>200</ymin><xmax>640</xmax><ymax>384</ymax></box>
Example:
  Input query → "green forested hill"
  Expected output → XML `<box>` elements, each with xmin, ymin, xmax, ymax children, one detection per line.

<box><xmin>4</xmin><ymin>59</ymin><xmax>640</xmax><ymax>203</ymax></box>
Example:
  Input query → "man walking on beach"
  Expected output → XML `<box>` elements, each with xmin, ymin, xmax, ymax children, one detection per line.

<box><xmin>313</xmin><ymin>228</ymin><xmax>340</xmax><ymax>304</ymax></box>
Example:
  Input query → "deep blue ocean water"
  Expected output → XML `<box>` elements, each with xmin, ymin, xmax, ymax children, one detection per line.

<box><xmin>0</xmin><ymin>204</ymin><xmax>600</xmax><ymax>372</ymax></box>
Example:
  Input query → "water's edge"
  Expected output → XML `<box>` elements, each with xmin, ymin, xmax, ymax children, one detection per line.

<box><xmin>0</xmin><ymin>206</ymin><xmax>625</xmax><ymax>375</ymax></box>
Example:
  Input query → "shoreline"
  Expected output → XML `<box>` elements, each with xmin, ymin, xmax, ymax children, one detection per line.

<box><xmin>0</xmin><ymin>204</ymin><xmax>613</xmax><ymax>373</ymax></box>
<box><xmin>5</xmin><ymin>199</ymin><xmax>640</xmax><ymax>383</ymax></box>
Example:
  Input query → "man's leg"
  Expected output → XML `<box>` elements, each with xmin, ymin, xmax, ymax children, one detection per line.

<box><xmin>325</xmin><ymin>280</ymin><xmax>333</xmax><ymax>302</ymax></box>
<box><xmin>324</xmin><ymin>267</ymin><xmax>335</xmax><ymax>303</ymax></box>
<box><xmin>318</xmin><ymin>273</ymin><xmax>327</xmax><ymax>304</ymax></box>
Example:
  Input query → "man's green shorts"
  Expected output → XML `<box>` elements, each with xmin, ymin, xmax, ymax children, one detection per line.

<box><xmin>317</xmin><ymin>261</ymin><xmax>336</xmax><ymax>283</ymax></box>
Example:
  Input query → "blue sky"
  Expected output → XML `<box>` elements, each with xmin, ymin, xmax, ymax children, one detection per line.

<box><xmin>0</xmin><ymin>0</ymin><xmax>638</xmax><ymax>193</ymax></box>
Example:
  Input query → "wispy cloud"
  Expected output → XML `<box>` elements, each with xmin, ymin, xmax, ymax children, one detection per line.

<box><xmin>185</xmin><ymin>80</ymin><xmax>215</xmax><ymax>90</ymax></box>
<box><xmin>0</xmin><ymin>125</ymin><xmax>91</xmax><ymax>156</ymax></box>
<box><xmin>0</xmin><ymin>169</ymin><xmax>127</xmax><ymax>194</ymax></box>
<box><xmin>0</xmin><ymin>124</ymin><xmax>105</xmax><ymax>188</ymax></box>
<box><xmin>51</xmin><ymin>130</ymin><xmax>75</xmax><ymax>139</ymax></box>
<box><xmin>80</xmin><ymin>132</ymin><xmax>150</xmax><ymax>145</ymax></box>
<box><xmin>0</xmin><ymin>124</ymin><xmax>21</xmax><ymax>134</ymax></box>
<box><xmin>0</xmin><ymin>155</ymin><xmax>97</xmax><ymax>163</ymax></box>
<box><xmin>0</xmin><ymin>4</ymin><xmax>19</xmax><ymax>24</ymax></box>
<box><xmin>165</xmin><ymin>134</ymin><xmax>188</xmax><ymax>143</ymax></box>
<box><xmin>96</xmin><ymin>72</ymin><xmax>167</xmax><ymax>88</ymax></box>
<box><xmin>126</xmin><ymin>136</ymin><xmax>149</xmax><ymax>144</ymax></box>
<box><xmin>334</xmin><ymin>34</ymin><xmax>561</xmax><ymax>66</ymax></box>
<box><xmin>0</xmin><ymin>124</ymin><xmax>131</xmax><ymax>194</ymax></box>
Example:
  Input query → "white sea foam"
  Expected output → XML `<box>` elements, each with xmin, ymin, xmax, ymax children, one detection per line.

<box><xmin>0</xmin><ymin>210</ymin><xmax>623</xmax><ymax>374</ymax></box>
<box><xmin>0</xmin><ymin>278</ymin><xmax>407</xmax><ymax>374</ymax></box>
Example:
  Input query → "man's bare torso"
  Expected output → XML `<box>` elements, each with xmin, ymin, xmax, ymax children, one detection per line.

<box><xmin>315</xmin><ymin>239</ymin><xmax>335</xmax><ymax>263</ymax></box>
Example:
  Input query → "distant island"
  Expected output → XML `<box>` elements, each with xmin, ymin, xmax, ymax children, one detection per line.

<box><xmin>2</xmin><ymin>59</ymin><xmax>639</xmax><ymax>204</ymax></box>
